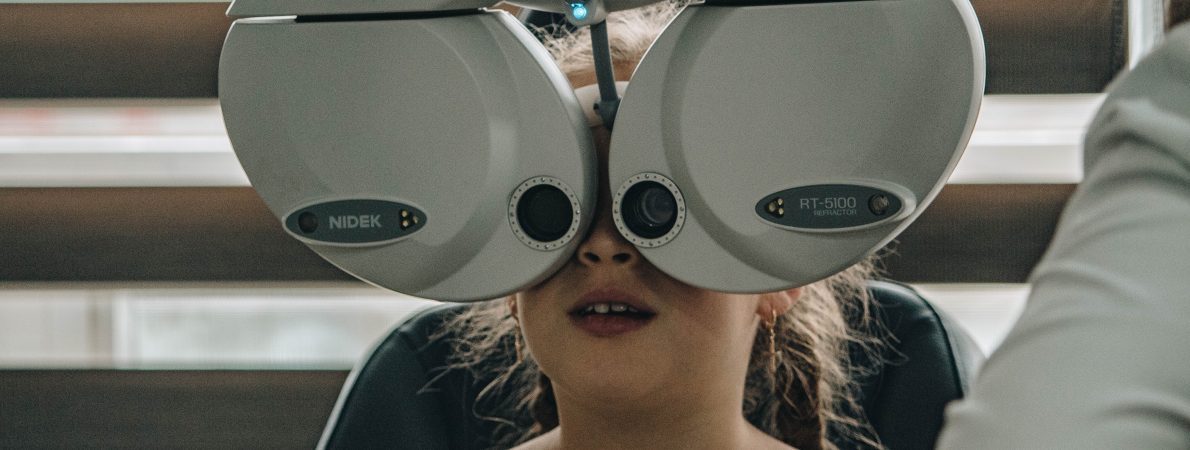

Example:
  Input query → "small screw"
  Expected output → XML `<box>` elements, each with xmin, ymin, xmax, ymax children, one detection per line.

<box><xmin>766</xmin><ymin>199</ymin><xmax>785</xmax><ymax>218</ymax></box>
<box><xmin>869</xmin><ymin>195</ymin><xmax>890</xmax><ymax>216</ymax></box>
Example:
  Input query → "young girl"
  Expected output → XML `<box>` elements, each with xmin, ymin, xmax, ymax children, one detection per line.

<box><xmin>441</xmin><ymin>4</ymin><xmax>884</xmax><ymax>449</ymax></box>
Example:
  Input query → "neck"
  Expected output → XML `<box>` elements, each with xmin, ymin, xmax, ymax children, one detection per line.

<box><xmin>543</xmin><ymin>384</ymin><xmax>772</xmax><ymax>450</ymax></box>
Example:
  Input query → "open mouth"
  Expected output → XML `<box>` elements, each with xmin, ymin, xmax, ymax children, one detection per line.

<box><xmin>571</xmin><ymin>301</ymin><xmax>655</xmax><ymax>318</ymax></box>
<box><xmin>568</xmin><ymin>301</ymin><xmax>657</xmax><ymax>337</ymax></box>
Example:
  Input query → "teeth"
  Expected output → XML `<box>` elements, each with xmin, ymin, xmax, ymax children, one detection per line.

<box><xmin>580</xmin><ymin>302</ymin><xmax>644</xmax><ymax>315</ymax></box>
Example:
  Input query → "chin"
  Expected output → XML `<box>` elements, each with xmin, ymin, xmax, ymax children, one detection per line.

<box><xmin>562</xmin><ymin>371</ymin><xmax>664</xmax><ymax>407</ymax></box>
<box><xmin>545</xmin><ymin>349</ymin><xmax>673</xmax><ymax>408</ymax></box>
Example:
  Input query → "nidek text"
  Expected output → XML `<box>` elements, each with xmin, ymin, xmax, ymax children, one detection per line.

<box><xmin>329</xmin><ymin>215</ymin><xmax>383</xmax><ymax>229</ymax></box>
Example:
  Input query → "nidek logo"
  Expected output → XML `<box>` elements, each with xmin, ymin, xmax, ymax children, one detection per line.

<box><xmin>329</xmin><ymin>215</ymin><xmax>382</xmax><ymax>230</ymax></box>
<box><xmin>286</xmin><ymin>200</ymin><xmax>420</xmax><ymax>245</ymax></box>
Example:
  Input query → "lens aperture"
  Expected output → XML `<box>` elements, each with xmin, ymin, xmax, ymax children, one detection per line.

<box><xmin>516</xmin><ymin>184</ymin><xmax>573</xmax><ymax>243</ymax></box>
<box><xmin>622</xmin><ymin>181</ymin><xmax>678</xmax><ymax>239</ymax></box>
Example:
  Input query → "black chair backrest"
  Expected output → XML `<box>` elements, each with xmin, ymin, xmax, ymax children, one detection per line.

<box><xmin>319</xmin><ymin>280</ymin><xmax>982</xmax><ymax>450</ymax></box>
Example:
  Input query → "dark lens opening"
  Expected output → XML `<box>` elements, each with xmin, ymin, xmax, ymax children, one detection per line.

<box><xmin>621</xmin><ymin>181</ymin><xmax>677</xmax><ymax>239</ymax></box>
<box><xmin>516</xmin><ymin>185</ymin><xmax>573</xmax><ymax>243</ymax></box>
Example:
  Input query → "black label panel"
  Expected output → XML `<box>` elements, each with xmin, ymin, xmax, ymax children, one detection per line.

<box><xmin>284</xmin><ymin>199</ymin><xmax>425</xmax><ymax>245</ymax></box>
<box><xmin>755</xmin><ymin>184</ymin><xmax>903</xmax><ymax>230</ymax></box>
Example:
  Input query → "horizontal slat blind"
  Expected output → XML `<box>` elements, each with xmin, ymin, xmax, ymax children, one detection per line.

<box><xmin>0</xmin><ymin>369</ymin><xmax>347</xmax><ymax>448</ymax></box>
<box><xmin>0</xmin><ymin>185</ymin><xmax>1073</xmax><ymax>284</ymax></box>
<box><xmin>0</xmin><ymin>0</ymin><xmax>1126</xmax><ymax>98</ymax></box>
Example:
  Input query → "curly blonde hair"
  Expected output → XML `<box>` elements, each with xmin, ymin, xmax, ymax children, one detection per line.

<box><xmin>434</xmin><ymin>3</ymin><xmax>887</xmax><ymax>449</ymax></box>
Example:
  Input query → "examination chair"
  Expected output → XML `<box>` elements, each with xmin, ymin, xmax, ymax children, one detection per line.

<box><xmin>318</xmin><ymin>280</ymin><xmax>983</xmax><ymax>450</ymax></box>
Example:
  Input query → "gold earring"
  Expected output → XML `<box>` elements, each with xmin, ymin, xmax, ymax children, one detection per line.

<box><xmin>768</xmin><ymin>310</ymin><xmax>780</xmax><ymax>374</ymax></box>
<box><xmin>513</xmin><ymin>316</ymin><xmax>525</xmax><ymax>364</ymax></box>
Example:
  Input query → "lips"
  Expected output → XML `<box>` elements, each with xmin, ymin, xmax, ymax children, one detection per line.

<box><xmin>568</xmin><ymin>288</ymin><xmax>657</xmax><ymax>337</ymax></box>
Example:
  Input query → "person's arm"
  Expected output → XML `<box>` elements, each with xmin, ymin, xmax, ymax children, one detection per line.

<box><xmin>937</xmin><ymin>25</ymin><xmax>1190</xmax><ymax>449</ymax></box>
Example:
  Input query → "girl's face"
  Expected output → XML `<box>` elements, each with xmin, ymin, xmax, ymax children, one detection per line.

<box><xmin>513</xmin><ymin>127</ymin><xmax>798</xmax><ymax>411</ymax></box>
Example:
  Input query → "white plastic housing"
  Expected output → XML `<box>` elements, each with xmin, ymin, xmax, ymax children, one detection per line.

<box><xmin>220</xmin><ymin>11</ymin><xmax>595</xmax><ymax>301</ymax></box>
<box><xmin>227</xmin><ymin>0</ymin><xmax>498</xmax><ymax>18</ymax></box>
<box><xmin>610</xmin><ymin>0</ymin><xmax>985</xmax><ymax>292</ymax></box>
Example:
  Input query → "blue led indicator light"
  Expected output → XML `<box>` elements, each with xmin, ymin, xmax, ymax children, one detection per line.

<box><xmin>571</xmin><ymin>3</ymin><xmax>588</xmax><ymax>20</ymax></box>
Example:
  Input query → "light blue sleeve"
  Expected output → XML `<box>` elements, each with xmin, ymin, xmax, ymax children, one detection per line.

<box><xmin>937</xmin><ymin>25</ymin><xmax>1190</xmax><ymax>450</ymax></box>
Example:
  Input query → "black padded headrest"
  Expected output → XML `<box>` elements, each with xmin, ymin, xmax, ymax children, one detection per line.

<box><xmin>319</xmin><ymin>280</ymin><xmax>983</xmax><ymax>450</ymax></box>
<box><xmin>854</xmin><ymin>281</ymin><xmax>984</xmax><ymax>450</ymax></box>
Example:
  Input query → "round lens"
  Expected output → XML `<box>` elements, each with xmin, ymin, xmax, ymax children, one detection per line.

<box><xmin>636</xmin><ymin>187</ymin><xmax>676</xmax><ymax>226</ymax></box>
<box><xmin>516</xmin><ymin>185</ymin><xmax>573</xmax><ymax>243</ymax></box>
<box><xmin>621</xmin><ymin>181</ymin><xmax>678</xmax><ymax>239</ymax></box>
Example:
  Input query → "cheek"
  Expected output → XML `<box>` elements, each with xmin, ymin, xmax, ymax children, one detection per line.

<box><xmin>516</xmin><ymin>290</ymin><xmax>557</xmax><ymax>341</ymax></box>
<box><xmin>514</xmin><ymin>290</ymin><xmax>572</xmax><ymax>371</ymax></box>
<box><xmin>667</xmin><ymin>293</ymin><xmax>762</xmax><ymax>362</ymax></box>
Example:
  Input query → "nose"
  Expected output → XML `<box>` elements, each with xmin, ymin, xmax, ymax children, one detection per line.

<box><xmin>577</xmin><ymin>124</ymin><xmax>640</xmax><ymax>267</ymax></box>
<box><xmin>577</xmin><ymin>209</ymin><xmax>640</xmax><ymax>267</ymax></box>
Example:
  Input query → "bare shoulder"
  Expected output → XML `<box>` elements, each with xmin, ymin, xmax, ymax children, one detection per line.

<box><xmin>510</xmin><ymin>429</ymin><xmax>560</xmax><ymax>450</ymax></box>
<box><xmin>750</xmin><ymin>426</ymin><xmax>798</xmax><ymax>450</ymax></box>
